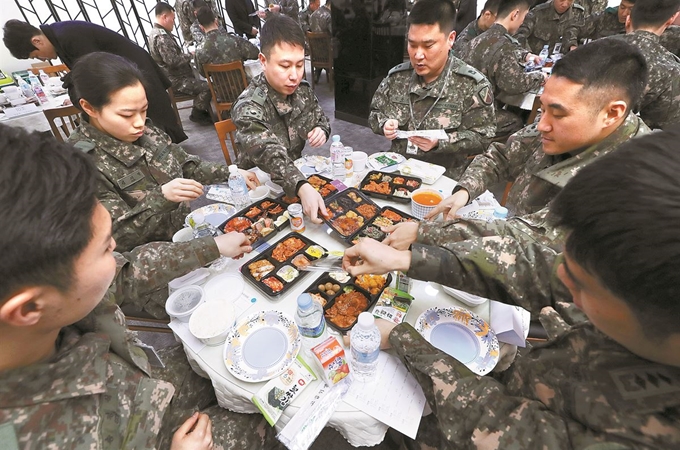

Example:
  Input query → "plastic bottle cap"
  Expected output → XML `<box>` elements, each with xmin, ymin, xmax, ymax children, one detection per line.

<box><xmin>331</xmin><ymin>135</ymin><xmax>340</xmax><ymax>142</ymax></box>
<box><xmin>493</xmin><ymin>206</ymin><xmax>508</xmax><ymax>218</ymax></box>
<box><xmin>297</xmin><ymin>293</ymin><xmax>313</xmax><ymax>310</ymax></box>
<box><xmin>357</xmin><ymin>311</ymin><xmax>375</xmax><ymax>329</ymax></box>
<box><xmin>228</xmin><ymin>164</ymin><xmax>238</xmax><ymax>173</ymax></box>
<box><xmin>192</xmin><ymin>210</ymin><xmax>205</xmax><ymax>223</ymax></box>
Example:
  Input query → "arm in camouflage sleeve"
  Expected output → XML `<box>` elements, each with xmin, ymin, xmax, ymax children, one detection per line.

<box><xmin>640</xmin><ymin>73</ymin><xmax>680</xmax><ymax>131</ymax></box>
<box><xmin>389</xmin><ymin>323</ymin><xmax>618</xmax><ymax>449</ymax></box>
<box><xmin>155</xmin><ymin>33</ymin><xmax>193</xmax><ymax>69</ymax></box>
<box><xmin>237</xmin><ymin>36</ymin><xmax>260</xmax><ymax>61</ymax></box>
<box><xmin>176</xmin><ymin>145</ymin><xmax>231</xmax><ymax>185</ymax></box>
<box><xmin>515</xmin><ymin>10</ymin><xmax>536</xmax><ymax>50</ymax></box>
<box><xmin>494</xmin><ymin>52</ymin><xmax>544</xmax><ymax>96</ymax></box>
<box><xmin>368</xmin><ymin>77</ymin><xmax>394</xmax><ymax>135</ymax></box>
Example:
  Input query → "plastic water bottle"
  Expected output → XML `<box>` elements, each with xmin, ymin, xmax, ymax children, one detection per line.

<box><xmin>39</xmin><ymin>69</ymin><xmax>50</xmax><ymax>85</ymax></box>
<box><xmin>492</xmin><ymin>206</ymin><xmax>508</xmax><ymax>221</ymax></box>
<box><xmin>15</xmin><ymin>76</ymin><xmax>34</xmax><ymax>99</ymax></box>
<box><xmin>330</xmin><ymin>135</ymin><xmax>346</xmax><ymax>180</ymax></box>
<box><xmin>190</xmin><ymin>210</ymin><xmax>218</xmax><ymax>238</ymax></box>
<box><xmin>344</xmin><ymin>146</ymin><xmax>354</xmax><ymax>180</ymax></box>
<box><xmin>350</xmin><ymin>312</ymin><xmax>380</xmax><ymax>382</ymax></box>
<box><xmin>295</xmin><ymin>293</ymin><xmax>329</xmax><ymax>355</ymax></box>
<box><xmin>228</xmin><ymin>164</ymin><xmax>249</xmax><ymax>209</ymax></box>
<box><xmin>28</xmin><ymin>73</ymin><xmax>48</xmax><ymax>104</ymax></box>
<box><xmin>538</xmin><ymin>45</ymin><xmax>550</xmax><ymax>66</ymax></box>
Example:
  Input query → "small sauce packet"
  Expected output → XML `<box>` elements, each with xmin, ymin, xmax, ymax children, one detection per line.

<box><xmin>251</xmin><ymin>355</ymin><xmax>317</xmax><ymax>426</ymax></box>
<box><xmin>311</xmin><ymin>336</ymin><xmax>350</xmax><ymax>385</ymax></box>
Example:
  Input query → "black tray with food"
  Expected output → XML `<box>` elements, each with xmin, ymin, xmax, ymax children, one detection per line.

<box><xmin>322</xmin><ymin>188</ymin><xmax>381</xmax><ymax>240</ymax></box>
<box><xmin>278</xmin><ymin>174</ymin><xmax>339</xmax><ymax>205</ymax></box>
<box><xmin>359</xmin><ymin>171</ymin><xmax>423</xmax><ymax>203</ymax></box>
<box><xmin>240</xmin><ymin>232</ymin><xmax>328</xmax><ymax>298</ymax></box>
<box><xmin>347</xmin><ymin>205</ymin><xmax>419</xmax><ymax>245</ymax></box>
<box><xmin>219</xmin><ymin>198</ymin><xmax>289</xmax><ymax>248</ymax></box>
<box><xmin>303</xmin><ymin>272</ymin><xmax>393</xmax><ymax>332</ymax></box>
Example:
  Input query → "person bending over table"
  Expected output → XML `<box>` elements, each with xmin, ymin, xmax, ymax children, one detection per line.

<box><xmin>366</xmin><ymin>39</ymin><xmax>649</xmax><ymax>318</ymax></box>
<box><xmin>231</xmin><ymin>15</ymin><xmax>331</xmax><ymax>224</ymax></box>
<box><xmin>0</xmin><ymin>124</ymin><xmax>282</xmax><ymax>450</ymax></box>
<box><xmin>344</xmin><ymin>129</ymin><xmax>680</xmax><ymax>449</ymax></box>
<box><xmin>368</xmin><ymin>0</ymin><xmax>496</xmax><ymax>180</ymax></box>
<box><xmin>64</xmin><ymin>52</ymin><xmax>259</xmax><ymax>253</ymax></box>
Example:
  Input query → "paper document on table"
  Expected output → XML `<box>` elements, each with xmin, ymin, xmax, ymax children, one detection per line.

<box><xmin>489</xmin><ymin>301</ymin><xmax>531</xmax><ymax>347</ymax></box>
<box><xmin>395</xmin><ymin>129</ymin><xmax>448</xmax><ymax>140</ymax></box>
<box><xmin>343</xmin><ymin>352</ymin><xmax>426</xmax><ymax>439</ymax></box>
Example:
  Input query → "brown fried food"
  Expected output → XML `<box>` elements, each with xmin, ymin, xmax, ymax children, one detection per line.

<box><xmin>355</xmin><ymin>274</ymin><xmax>387</xmax><ymax>296</ymax></box>
<box><xmin>363</xmin><ymin>181</ymin><xmax>391</xmax><ymax>195</ymax></box>
<box><xmin>319</xmin><ymin>183</ymin><xmax>337</xmax><ymax>197</ymax></box>
<box><xmin>224</xmin><ymin>217</ymin><xmax>252</xmax><ymax>233</ymax></box>
<box><xmin>268</xmin><ymin>205</ymin><xmax>284</xmax><ymax>215</ymax></box>
<box><xmin>356</xmin><ymin>204</ymin><xmax>377</xmax><ymax>219</ymax></box>
<box><xmin>248</xmin><ymin>259</ymin><xmax>275</xmax><ymax>281</ymax></box>
<box><xmin>308</xmin><ymin>175</ymin><xmax>327</xmax><ymax>188</ymax></box>
<box><xmin>325</xmin><ymin>291</ymin><xmax>369</xmax><ymax>328</ymax></box>
<box><xmin>331</xmin><ymin>211</ymin><xmax>364</xmax><ymax>236</ymax></box>
<box><xmin>381</xmin><ymin>209</ymin><xmax>403</xmax><ymax>222</ymax></box>
<box><xmin>272</xmin><ymin>237</ymin><xmax>306</xmax><ymax>262</ymax></box>
<box><xmin>245</xmin><ymin>207</ymin><xmax>262</xmax><ymax>219</ymax></box>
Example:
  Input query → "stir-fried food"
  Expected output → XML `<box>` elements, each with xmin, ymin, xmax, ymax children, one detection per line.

<box><xmin>272</xmin><ymin>237</ymin><xmax>306</xmax><ymax>262</ymax></box>
<box><xmin>325</xmin><ymin>291</ymin><xmax>369</xmax><ymax>328</ymax></box>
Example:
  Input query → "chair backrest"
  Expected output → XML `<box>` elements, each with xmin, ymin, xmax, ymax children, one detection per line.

<box><xmin>203</xmin><ymin>61</ymin><xmax>248</xmax><ymax>121</ymax></box>
<box><xmin>214</xmin><ymin>119</ymin><xmax>239</xmax><ymax>166</ymax></box>
<box><xmin>306</xmin><ymin>32</ymin><xmax>332</xmax><ymax>68</ymax></box>
<box><xmin>42</xmin><ymin>105</ymin><xmax>81</xmax><ymax>142</ymax></box>
<box><xmin>29</xmin><ymin>64</ymin><xmax>70</xmax><ymax>78</ymax></box>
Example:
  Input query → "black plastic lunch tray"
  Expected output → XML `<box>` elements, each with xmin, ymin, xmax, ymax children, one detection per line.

<box><xmin>358</xmin><ymin>170</ymin><xmax>423</xmax><ymax>203</ymax></box>
<box><xmin>219</xmin><ymin>198</ymin><xmax>289</xmax><ymax>249</ymax></box>
<box><xmin>277</xmin><ymin>174</ymin><xmax>339</xmax><ymax>205</ymax></box>
<box><xmin>322</xmin><ymin>187</ymin><xmax>381</xmax><ymax>240</ymax></box>
<box><xmin>346</xmin><ymin>206</ymin><xmax>419</xmax><ymax>245</ymax></box>
<box><xmin>303</xmin><ymin>272</ymin><xmax>393</xmax><ymax>332</ymax></box>
<box><xmin>240</xmin><ymin>232</ymin><xmax>328</xmax><ymax>298</ymax></box>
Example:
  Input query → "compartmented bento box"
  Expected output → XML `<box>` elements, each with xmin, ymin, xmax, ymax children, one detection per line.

<box><xmin>277</xmin><ymin>174</ymin><xmax>339</xmax><ymax>205</ymax></box>
<box><xmin>346</xmin><ymin>206</ymin><xmax>418</xmax><ymax>245</ymax></box>
<box><xmin>359</xmin><ymin>171</ymin><xmax>423</xmax><ymax>203</ymax></box>
<box><xmin>220</xmin><ymin>198</ymin><xmax>289</xmax><ymax>248</ymax></box>
<box><xmin>322</xmin><ymin>188</ymin><xmax>381</xmax><ymax>239</ymax></box>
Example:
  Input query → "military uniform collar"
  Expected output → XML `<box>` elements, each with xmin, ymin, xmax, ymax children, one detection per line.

<box><xmin>633</xmin><ymin>29</ymin><xmax>661</xmax><ymax>44</ymax></box>
<box><xmin>205</xmin><ymin>28</ymin><xmax>221</xmax><ymax>37</ymax></box>
<box><xmin>410</xmin><ymin>51</ymin><xmax>455</xmax><ymax>96</ymax></box>
<box><xmin>78</xmin><ymin>121</ymin><xmax>147</xmax><ymax>167</ymax></box>
<box><xmin>263</xmin><ymin>78</ymin><xmax>296</xmax><ymax>115</ymax></box>
<box><xmin>153</xmin><ymin>23</ymin><xmax>171</xmax><ymax>34</ymax></box>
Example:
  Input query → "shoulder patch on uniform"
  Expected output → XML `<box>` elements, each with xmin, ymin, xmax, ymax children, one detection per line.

<box><xmin>251</xmin><ymin>86</ymin><xmax>267</xmax><ymax>106</ymax></box>
<box><xmin>572</xmin><ymin>3</ymin><xmax>584</xmax><ymax>11</ymax></box>
<box><xmin>477</xmin><ymin>85</ymin><xmax>493</xmax><ymax>106</ymax></box>
<box><xmin>388</xmin><ymin>61</ymin><xmax>412</xmax><ymax>76</ymax></box>
<box><xmin>455</xmin><ymin>62</ymin><xmax>486</xmax><ymax>84</ymax></box>
<box><xmin>73</xmin><ymin>140</ymin><xmax>95</xmax><ymax>153</ymax></box>
<box><xmin>609</xmin><ymin>365</ymin><xmax>680</xmax><ymax>401</ymax></box>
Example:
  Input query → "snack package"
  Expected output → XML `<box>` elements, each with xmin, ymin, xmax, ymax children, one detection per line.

<box><xmin>311</xmin><ymin>336</ymin><xmax>350</xmax><ymax>385</ymax></box>
<box><xmin>372</xmin><ymin>287</ymin><xmax>413</xmax><ymax>325</ymax></box>
<box><xmin>252</xmin><ymin>355</ymin><xmax>317</xmax><ymax>426</ymax></box>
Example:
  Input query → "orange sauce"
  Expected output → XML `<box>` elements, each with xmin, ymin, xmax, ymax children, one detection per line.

<box><xmin>412</xmin><ymin>191</ymin><xmax>442</xmax><ymax>206</ymax></box>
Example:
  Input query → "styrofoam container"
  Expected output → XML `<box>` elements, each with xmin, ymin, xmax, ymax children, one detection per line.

<box><xmin>189</xmin><ymin>301</ymin><xmax>236</xmax><ymax>345</ymax></box>
<box><xmin>165</xmin><ymin>285</ymin><xmax>205</xmax><ymax>322</ymax></box>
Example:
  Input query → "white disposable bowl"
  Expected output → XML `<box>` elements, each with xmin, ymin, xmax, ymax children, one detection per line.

<box><xmin>165</xmin><ymin>285</ymin><xmax>205</xmax><ymax>322</ymax></box>
<box><xmin>249</xmin><ymin>184</ymin><xmax>270</xmax><ymax>202</ymax></box>
<box><xmin>352</xmin><ymin>151</ymin><xmax>368</xmax><ymax>172</ymax></box>
<box><xmin>172</xmin><ymin>227</ymin><xmax>194</xmax><ymax>242</ymax></box>
<box><xmin>410</xmin><ymin>188</ymin><xmax>443</xmax><ymax>220</ymax></box>
<box><xmin>189</xmin><ymin>301</ymin><xmax>236</xmax><ymax>345</ymax></box>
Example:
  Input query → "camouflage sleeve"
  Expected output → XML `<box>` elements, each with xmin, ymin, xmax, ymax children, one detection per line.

<box><xmin>195</xmin><ymin>48</ymin><xmax>208</xmax><ymax>77</ymax></box>
<box><xmin>407</xmin><ymin>221</ymin><xmax>567</xmax><ymax>317</ymax></box>
<box><xmin>515</xmin><ymin>10</ymin><xmax>536</xmax><ymax>50</ymax></box>
<box><xmin>232</xmin><ymin>102</ymin><xmax>307</xmax><ymax>197</ymax></box>
<box><xmin>155</xmin><ymin>33</ymin><xmax>192</xmax><ymax>69</ymax></box>
<box><xmin>179</xmin><ymin>2</ymin><xmax>194</xmax><ymax>42</ymax></box>
<box><xmin>191</xmin><ymin>23</ymin><xmax>205</xmax><ymax>46</ymax></box>
<box><xmin>494</xmin><ymin>52</ymin><xmax>544</xmax><ymax>96</ymax></box>
<box><xmin>563</xmin><ymin>14</ymin><xmax>595</xmax><ymax>48</ymax></box>
<box><xmin>456</xmin><ymin>126</ymin><xmax>538</xmax><ymax>201</ymax></box>
<box><xmin>237</xmin><ymin>36</ymin><xmax>260</xmax><ymax>61</ymax></box>
<box><xmin>368</xmin><ymin>76</ymin><xmax>394</xmax><ymax>135</ymax></box>
<box><xmin>112</xmin><ymin>237</ymin><xmax>220</xmax><ymax>311</ymax></box>
<box><xmin>176</xmin><ymin>146</ymin><xmax>231</xmax><ymax>184</ymax></box>
<box><xmin>640</xmin><ymin>68</ymin><xmax>680</xmax><ymax>130</ymax></box>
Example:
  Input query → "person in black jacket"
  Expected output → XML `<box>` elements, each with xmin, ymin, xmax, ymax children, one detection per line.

<box><xmin>2</xmin><ymin>19</ymin><xmax>188</xmax><ymax>143</ymax></box>
<box><xmin>226</xmin><ymin>0</ymin><xmax>261</xmax><ymax>38</ymax></box>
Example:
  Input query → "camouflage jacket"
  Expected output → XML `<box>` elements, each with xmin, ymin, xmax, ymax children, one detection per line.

<box><xmin>195</xmin><ymin>28</ymin><xmax>259</xmax><ymax>76</ymax></box>
<box><xmin>463</xmin><ymin>24</ymin><xmax>544</xmax><ymax>100</ymax></box>
<box><xmin>149</xmin><ymin>23</ymin><xmax>194</xmax><ymax>82</ymax></box>
<box><xmin>68</xmin><ymin>120</ymin><xmax>230</xmax><ymax>252</ymax></box>
<box><xmin>231</xmin><ymin>73</ymin><xmax>330</xmax><ymax>197</ymax></box>
<box><xmin>660</xmin><ymin>25</ymin><xmax>680</xmax><ymax>57</ymax></box>
<box><xmin>516</xmin><ymin>1</ymin><xmax>586</xmax><ymax>54</ymax></box>
<box><xmin>389</xmin><ymin>302</ymin><xmax>680</xmax><ymax>449</ymax></box>
<box><xmin>299</xmin><ymin>5</ymin><xmax>314</xmax><ymax>32</ymax></box>
<box><xmin>577</xmin><ymin>0</ymin><xmax>608</xmax><ymax>16</ymax></box>
<box><xmin>452</xmin><ymin>19</ymin><xmax>483</xmax><ymax>58</ymax></box>
<box><xmin>457</xmin><ymin>112</ymin><xmax>649</xmax><ymax>219</ymax></box>
<box><xmin>369</xmin><ymin>53</ymin><xmax>496</xmax><ymax>180</ymax></box>
<box><xmin>265</xmin><ymin>0</ymin><xmax>300</xmax><ymax>24</ymax></box>
<box><xmin>190</xmin><ymin>20</ymin><xmax>206</xmax><ymax>46</ymax></box>
<box><xmin>613</xmin><ymin>31</ymin><xmax>680</xmax><ymax>130</ymax></box>
<box><xmin>0</xmin><ymin>238</ymin><xmax>220</xmax><ymax>448</ymax></box>
<box><xmin>565</xmin><ymin>6</ymin><xmax>624</xmax><ymax>47</ymax></box>
<box><xmin>176</xmin><ymin>0</ymin><xmax>221</xmax><ymax>43</ymax></box>
<box><xmin>310</xmin><ymin>5</ymin><xmax>332</xmax><ymax>34</ymax></box>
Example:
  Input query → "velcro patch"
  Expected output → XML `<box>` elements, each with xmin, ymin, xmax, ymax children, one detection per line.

<box><xmin>478</xmin><ymin>86</ymin><xmax>493</xmax><ymax>106</ymax></box>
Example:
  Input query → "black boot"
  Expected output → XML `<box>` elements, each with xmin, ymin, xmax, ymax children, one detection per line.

<box><xmin>190</xmin><ymin>107</ymin><xmax>213</xmax><ymax>126</ymax></box>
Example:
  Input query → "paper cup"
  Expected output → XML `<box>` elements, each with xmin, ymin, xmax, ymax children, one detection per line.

<box><xmin>410</xmin><ymin>188</ymin><xmax>443</xmax><ymax>220</ymax></box>
<box><xmin>166</xmin><ymin>285</ymin><xmax>205</xmax><ymax>322</ymax></box>
<box><xmin>352</xmin><ymin>151</ymin><xmax>368</xmax><ymax>172</ymax></box>
<box><xmin>248</xmin><ymin>184</ymin><xmax>270</xmax><ymax>202</ymax></box>
<box><xmin>189</xmin><ymin>302</ymin><xmax>236</xmax><ymax>345</ymax></box>
<box><xmin>172</xmin><ymin>227</ymin><xmax>194</xmax><ymax>243</ymax></box>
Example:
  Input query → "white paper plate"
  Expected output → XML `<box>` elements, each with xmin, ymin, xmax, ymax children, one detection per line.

<box><xmin>440</xmin><ymin>286</ymin><xmax>487</xmax><ymax>306</ymax></box>
<box><xmin>224</xmin><ymin>310</ymin><xmax>301</xmax><ymax>382</ymax></box>
<box><xmin>185</xmin><ymin>203</ymin><xmax>237</xmax><ymax>228</ymax></box>
<box><xmin>368</xmin><ymin>152</ymin><xmax>406</xmax><ymax>173</ymax></box>
<box><xmin>203</xmin><ymin>272</ymin><xmax>245</xmax><ymax>303</ymax></box>
<box><xmin>415</xmin><ymin>306</ymin><xmax>499</xmax><ymax>375</ymax></box>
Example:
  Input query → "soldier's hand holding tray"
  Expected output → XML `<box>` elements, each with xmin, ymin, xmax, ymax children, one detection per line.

<box><xmin>426</xmin><ymin>188</ymin><xmax>470</xmax><ymax>220</ymax></box>
<box><xmin>342</xmin><ymin>238</ymin><xmax>411</xmax><ymax>276</ymax></box>
<box><xmin>382</xmin><ymin>221</ymin><xmax>419</xmax><ymax>250</ymax></box>
<box><xmin>215</xmin><ymin>232</ymin><xmax>253</xmax><ymax>259</ymax></box>
<box><xmin>171</xmin><ymin>412</ymin><xmax>214</xmax><ymax>450</ymax></box>
<box><xmin>162</xmin><ymin>178</ymin><xmax>205</xmax><ymax>202</ymax></box>
<box><xmin>298</xmin><ymin>183</ymin><xmax>329</xmax><ymax>224</ymax></box>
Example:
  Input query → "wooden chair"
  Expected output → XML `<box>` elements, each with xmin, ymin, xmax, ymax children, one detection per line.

<box><xmin>203</xmin><ymin>62</ymin><xmax>248</xmax><ymax>121</ymax></box>
<box><xmin>214</xmin><ymin>119</ymin><xmax>239</xmax><ymax>165</ymax></box>
<box><xmin>42</xmin><ymin>105</ymin><xmax>81</xmax><ymax>142</ymax></box>
<box><xmin>126</xmin><ymin>315</ymin><xmax>173</xmax><ymax>334</ymax></box>
<box><xmin>167</xmin><ymin>87</ymin><xmax>194</xmax><ymax>130</ymax></box>
<box><xmin>29</xmin><ymin>63</ymin><xmax>69</xmax><ymax>78</ymax></box>
<box><xmin>306</xmin><ymin>32</ymin><xmax>333</xmax><ymax>89</ymax></box>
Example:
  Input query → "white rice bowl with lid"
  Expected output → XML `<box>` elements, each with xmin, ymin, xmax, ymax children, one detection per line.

<box><xmin>189</xmin><ymin>302</ymin><xmax>236</xmax><ymax>345</ymax></box>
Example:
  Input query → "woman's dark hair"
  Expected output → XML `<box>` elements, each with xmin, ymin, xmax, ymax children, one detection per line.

<box><xmin>0</xmin><ymin>124</ymin><xmax>99</xmax><ymax>303</ymax></box>
<box><xmin>2</xmin><ymin>19</ymin><xmax>42</xmax><ymax>59</ymax></box>
<box><xmin>65</xmin><ymin>52</ymin><xmax>149</xmax><ymax>113</ymax></box>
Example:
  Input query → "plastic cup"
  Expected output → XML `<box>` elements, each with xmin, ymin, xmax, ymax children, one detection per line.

<box><xmin>410</xmin><ymin>188</ymin><xmax>443</xmax><ymax>220</ymax></box>
<box><xmin>352</xmin><ymin>151</ymin><xmax>368</xmax><ymax>172</ymax></box>
<box><xmin>165</xmin><ymin>285</ymin><xmax>205</xmax><ymax>322</ymax></box>
<box><xmin>172</xmin><ymin>227</ymin><xmax>194</xmax><ymax>242</ymax></box>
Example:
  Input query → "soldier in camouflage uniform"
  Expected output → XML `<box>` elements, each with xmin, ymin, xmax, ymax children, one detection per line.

<box><xmin>195</xmin><ymin>6</ymin><xmax>259</xmax><ymax>77</ymax></box>
<box><xmin>577</xmin><ymin>0</ymin><xmax>608</xmax><ymax>16</ymax></box>
<box><xmin>299</xmin><ymin>0</ymin><xmax>320</xmax><ymax>33</ymax></box>
<box><xmin>232</xmin><ymin>16</ymin><xmax>331</xmax><ymax>223</ymax></box>
<box><xmin>0</xmin><ymin>124</ymin><xmax>280</xmax><ymax>450</ymax></box>
<box><xmin>564</xmin><ymin>0</ymin><xmax>633</xmax><ymax>49</ymax></box>
<box><xmin>462</xmin><ymin>0</ymin><xmax>546</xmax><ymax>136</ymax></box>
<box><xmin>452</xmin><ymin>0</ymin><xmax>500</xmax><ymax>57</ymax></box>
<box><xmin>345</xmin><ymin>130</ymin><xmax>680</xmax><ymax>449</ymax></box>
<box><xmin>265</xmin><ymin>0</ymin><xmax>301</xmax><ymax>25</ymax></box>
<box><xmin>516</xmin><ymin>0</ymin><xmax>586</xmax><ymax>54</ymax></box>
<box><xmin>150</xmin><ymin>2</ymin><xmax>213</xmax><ymax>125</ymax></box>
<box><xmin>610</xmin><ymin>0</ymin><xmax>680</xmax><ymax>130</ymax></box>
<box><xmin>309</xmin><ymin>1</ymin><xmax>332</xmax><ymax>34</ymax></box>
<box><xmin>175</xmin><ymin>0</ymin><xmax>222</xmax><ymax>44</ymax></box>
<box><xmin>369</xmin><ymin>0</ymin><xmax>496</xmax><ymax>180</ymax></box>
<box><xmin>660</xmin><ymin>24</ymin><xmax>680</xmax><ymax>56</ymax></box>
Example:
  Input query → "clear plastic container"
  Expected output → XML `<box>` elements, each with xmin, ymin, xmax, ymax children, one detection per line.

<box><xmin>538</xmin><ymin>45</ymin><xmax>550</xmax><ymax>66</ymax></box>
<box><xmin>350</xmin><ymin>312</ymin><xmax>380</xmax><ymax>382</ymax></box>
<box><xmin>330</xmin><ymin>135</ymin><xmax>345</xmax><ymax>180</ymax></box>
<box><xmin>228</xmin><ymin>165</ymin><xmax>249</xmax><ymax>209</ymax></box>
<box><xmin>295</xmin><ymin>293</ymin><xmax>329</xmax><ymax>355</ymax></box>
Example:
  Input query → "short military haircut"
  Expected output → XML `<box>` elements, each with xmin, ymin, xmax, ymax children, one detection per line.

<box><xmin>197</xmin><ymin>6</ymin><xmax>216</xmax><ymax>26</ymax></box>
<box><xmin>630</xmin><ymin>0</ymin><xmax>680</xmax><ymax>29</ymax></box>
<box><xmin>482</xmin><ymin>0</ymin><xmax>502</xmax><ymax>15</ymax></box>
<box><xmin>155</xmin><ymin>1</ymin><xmax>175</xmax><ymax>16</ymax></box>
<box><xmin>2</xmin><ymin>19</ymin><xmax>41</xmax><ymax>59</ymax></box>
<box><xmin>551</xmin><ymin>38</ymin><xmax>647</xmax><ymax>113</ymax></box>
<box><xmin>0</xmin><ymin>124</ymin><xmax>99</xmax><ymax>303</ymax></box>
<box><xmin>549</xmin><ymin>128</ymin><xmax>680</xmax><ymax>341</ymax></box>
<box><xmin>408</xmin><ymin>0</ymin><xmax>457</xmax><ymax>35</ymax></box>
<box><xmin>260</xmin><ymin>15</ymin><xmax>306</xmax><ymax>58</ymax></box>
<box><xmin>496</xmin><ymin>0</ymin><xmax>531</xmax><ymax>18</ymax></box>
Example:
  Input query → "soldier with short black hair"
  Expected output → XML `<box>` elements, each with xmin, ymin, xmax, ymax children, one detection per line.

<box><xmin>516</xmin><ymin>0</ymin><xmax>586</xmax><ymax>54</ymax></box>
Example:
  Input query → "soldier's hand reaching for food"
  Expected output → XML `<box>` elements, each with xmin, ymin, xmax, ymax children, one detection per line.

<box><xmin>298</xmin><ymin>183</ymin><xmax>329</xmax><ymax>224</ymax></box>
<box><xmin>162</xmin><ymin>178</ymin><xmax>204</xmax><ymax>202</ymax></box>
<box><xmin>342</xmin><ymin>238</ymin><xmax>411</xmax><ymax>276</ymax></box>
